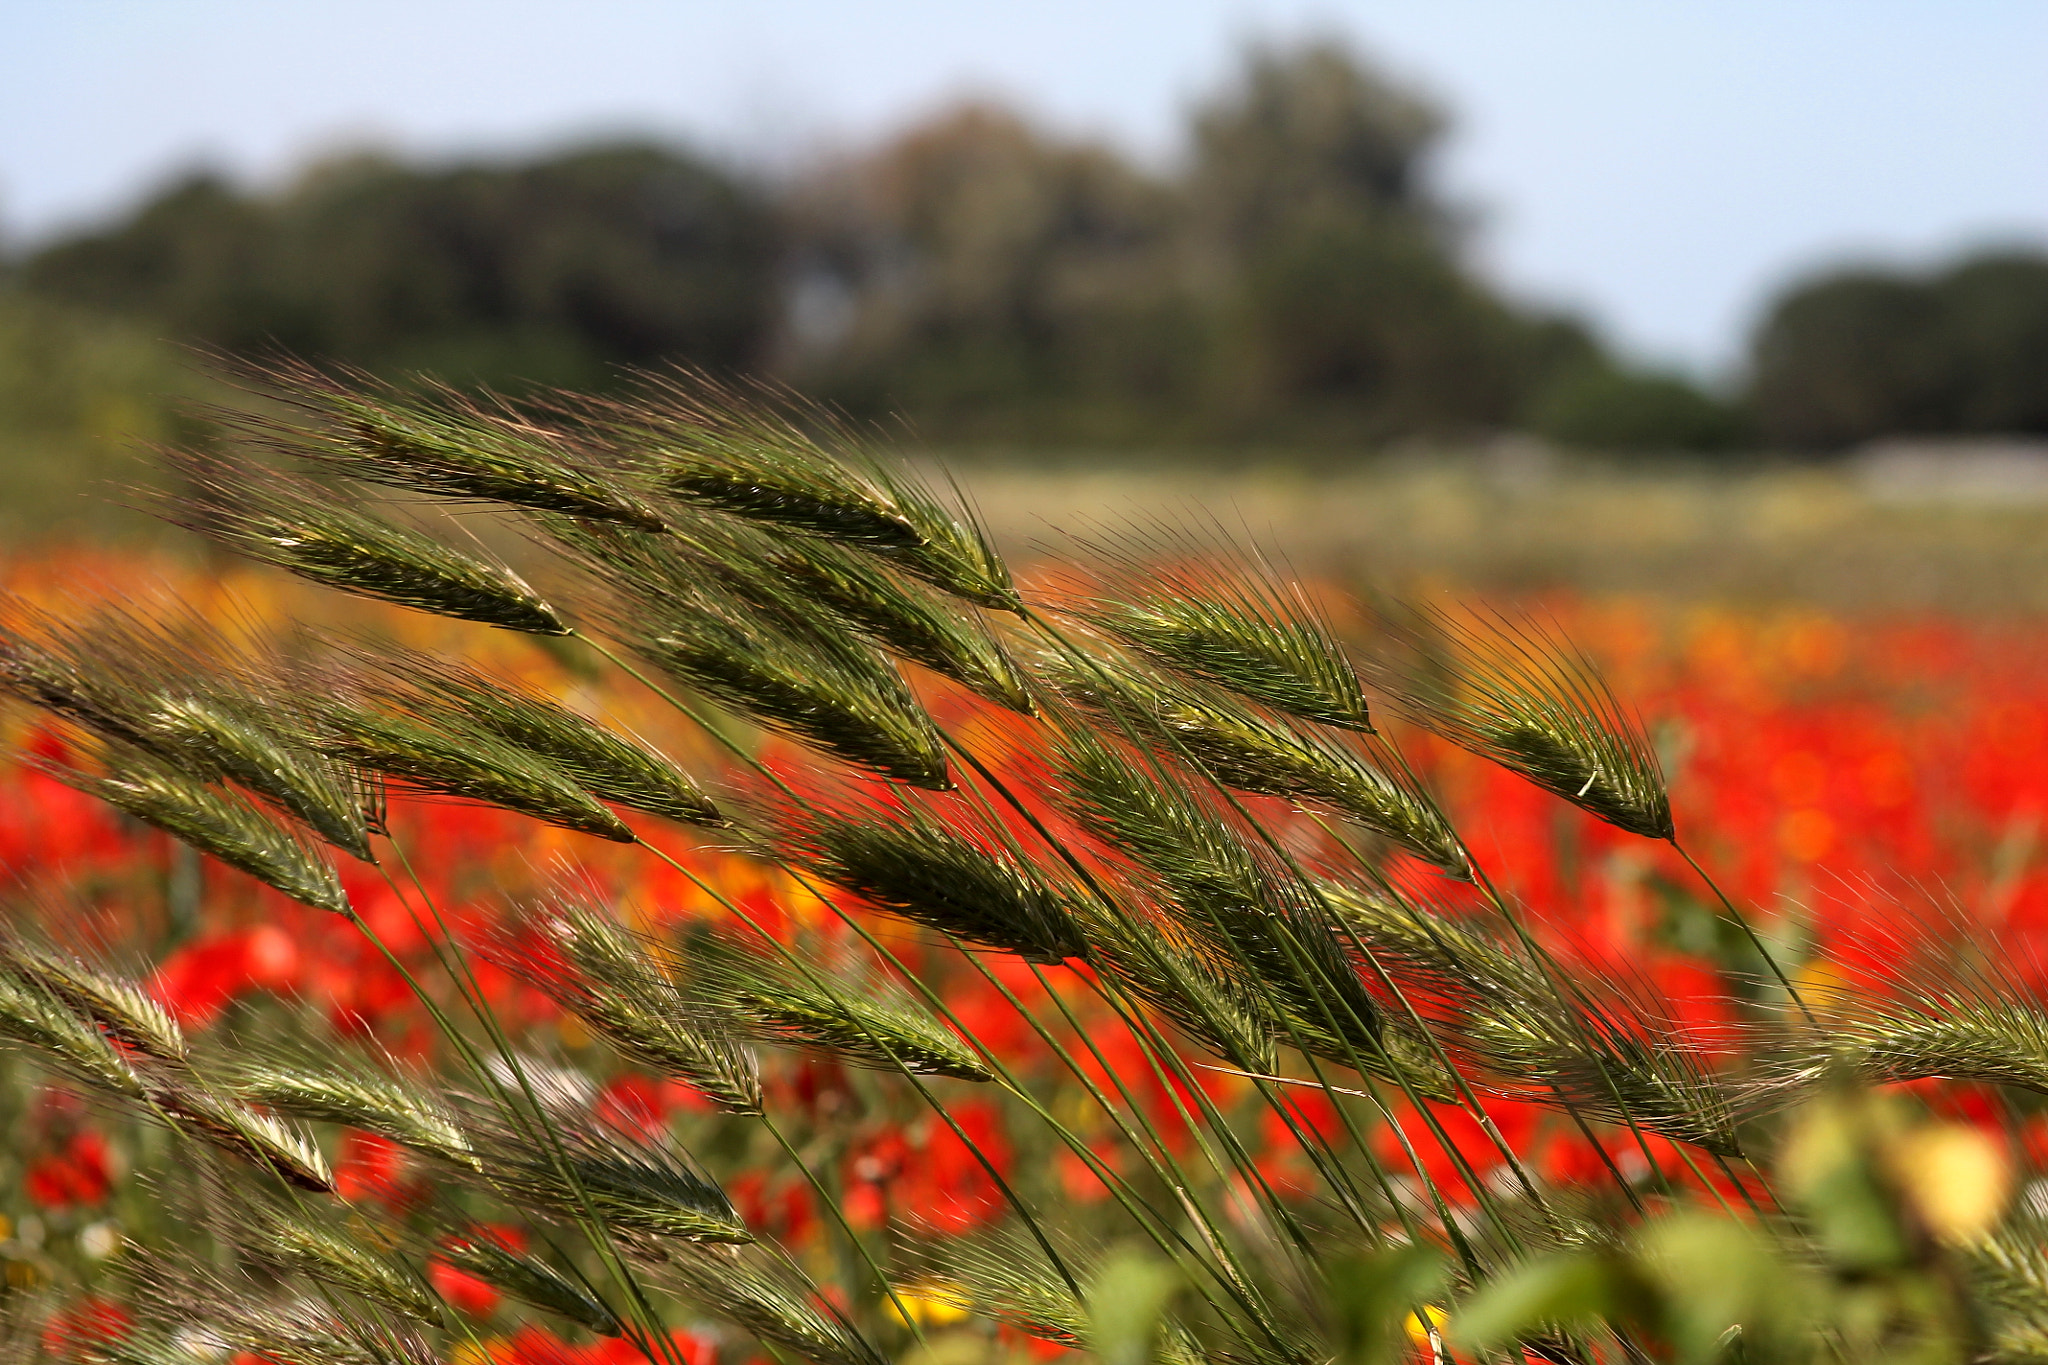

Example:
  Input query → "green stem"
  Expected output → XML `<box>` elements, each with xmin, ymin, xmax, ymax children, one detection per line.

<box><xmin>1673</xmin><ymin>838</ymin><xmax>1813</xmax><ymax>1024</ymax></box>
<box><xmin>374</xmin><ymin>842</ymin><xmax>687</xmax><ymax>1365</ymax></box>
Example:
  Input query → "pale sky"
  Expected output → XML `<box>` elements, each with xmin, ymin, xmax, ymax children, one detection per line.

<box><xmin>4</xmin><ymin>0</ymin><xmax>2044</xmax><ymax>376</ymax></box>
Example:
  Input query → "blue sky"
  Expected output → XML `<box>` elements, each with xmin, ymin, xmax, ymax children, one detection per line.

<box><xmin>4</xmin><ymin>0</ymin><xmax>2044</xmax><ymax>376</ymax></box>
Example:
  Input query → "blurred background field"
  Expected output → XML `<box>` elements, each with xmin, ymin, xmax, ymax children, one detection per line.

<box><xmin>3</xmin><ymin>10</ymin><xmax>2048</xmax><ymax>1357</ymax></box>
<box><xmin>3</xmin><ymin>10</ymin><xmax>2045</xmax><ymax>611</ymax></box>
<box><xmin>954</xmin><ymin>449</ymin><xmax>2048</xmax><ymax>615</ymax></box>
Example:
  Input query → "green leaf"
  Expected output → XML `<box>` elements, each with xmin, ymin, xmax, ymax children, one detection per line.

<box><xmin>1637</xmin><ymin>1212</ymin><xmax>1814</xmax><ymax>1365</ymax></box>
<box><xmin>1086</xmin><ymin>1247</ymin><xmax>1184</xmax><ymax>1365</ymax></box>
<box><xmin>1326</xmin><ymin>1244</ymin><xmax>1446</xmax><ymax>1365</ymax></box>
<box><xmin>1450</xmin><ymin>1252</ymin><xmax>1623</xmax><ymax>1353</ymax></box>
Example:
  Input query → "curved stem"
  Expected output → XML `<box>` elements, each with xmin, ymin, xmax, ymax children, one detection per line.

<box><xmin>1672</xmin><ymin>839</ymin><xmax>1812</xmax><ymax>1024</ymax></box>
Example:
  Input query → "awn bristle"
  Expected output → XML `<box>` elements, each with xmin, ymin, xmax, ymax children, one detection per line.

<box><xmin>1367</xmin><ymin>604</ymin><xmax>1673</xmax><ymax>841</ymax></box>
<box><xmin>157</xmin><ymin>450</ymin><xmax>571</xmax><ymax>635</ymax></box>
<box><xmin>1037</xmin><ymin>649</ymin><xmax>1468</xmax><ymax>877</ymax></box>
<box><xmin>37</xmin><ymin>740</ymin><xmax>351</xmax><ymax>915</ymax></box>
<box><xmin>770</xmin><ymin>799</ymin><xmax>1088</xmax><ymax>964</ymax></box>
<box><xmin>232</xmin><ymin>356</ymin><xmax>668</xmax><ymax>529</ymax></box>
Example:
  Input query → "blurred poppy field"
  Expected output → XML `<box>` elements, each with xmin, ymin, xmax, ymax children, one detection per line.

<box><xmin>6</xmin><ymin>544</ymin><xmax>2048</xmax><ymax>1363</ymax></box>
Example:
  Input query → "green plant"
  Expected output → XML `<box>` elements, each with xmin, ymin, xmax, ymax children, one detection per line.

<box><xmin>0</xmin><ymin>359</ymin><xmax>2041</xmax><ymax>1365</ymax></box>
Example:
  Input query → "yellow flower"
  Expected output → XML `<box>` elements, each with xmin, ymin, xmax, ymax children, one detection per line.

<box><xmin>1404</xmin><ymin>1304</ymin><xmax>1449</xmax><ymax>1347</ymax></box>
<box><xmin>449</xmin><ymin>1337</ymin><xmax>504</xmax><ymax>1365</ymax></box>
<box><xmin>888</xmin><ymin>1281</ymin><xmax>974</xmax><ymax>1326</ymax></box>
<box><xmin>1892</xmin><ymin>1123</ymin><xmax>2012</xmax><ymax>1245</ymax></box>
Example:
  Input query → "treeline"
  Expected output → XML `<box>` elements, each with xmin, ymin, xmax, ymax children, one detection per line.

<box><xmin>1751</xmin><ymin>252</ymin><xmax>2048</xmax><ymax>449</ymax></box>
<box><xmin>6</xmin><ymin>38</ymin><xmax>2046</xmax><ymax>455</ymax></box>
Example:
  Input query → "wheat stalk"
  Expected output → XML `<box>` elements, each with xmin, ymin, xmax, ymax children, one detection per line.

<box><xmin>4</xmin><ymin>355</ymin><xmax>2016</xmax><ymax>1365</ymax></box>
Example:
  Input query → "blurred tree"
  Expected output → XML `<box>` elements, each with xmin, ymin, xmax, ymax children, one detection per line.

<box><xmin>1747</xmin><ymin>270</ymin><xmax>1955</xmax><ymax>449</ymax></box>
<box><xmin>1937</xmin><ymin>251</ymin><xmax>2048</xmax><ymax>434</ymax></box>
<box><xmin>15</xmin><ymin>172</ymin><xmax>276</xmax><ymax>347</ymax></box>
<box><xmin>785</xmin><ymin>38</ymin><xmax>1595</xmax><ymax>447</ymax></box>
<box><xmin>21</xmin><ymin>143</ymin><xmax>775</xmax><ymax>390</ymax></box>
<box><xmin>1528</xmin><ymin>365</ymin><xmax>1750</xmax><ymax>454</ymax></box>
<box><xmin>780</xmin><ymin>103</ymin><xmax>1198</xmax><ymax>442</ymax></box>
<box><xmin>1186</xmin><ymin>36</ymin><xmax>1445</xmax><ymax>254</ymax></box>
<box><xmin>1186</xmin><ymin>38</ymin><xmax>1582</xmax><ymax>441</ymax></box>
<box><xmin>1747</xmin><ymin>248</ymin><xmax>2048</xmax><ymax>450</ymax></box>
<box><xmin>10</xmin><ymin>38</ymin><xmax>1660</xmax><ymax>453</ymax></box>
<box><xmin>1228</xmin><ymin>216</ymin><xmax>1527</xmax><ymax>436</ymax></box>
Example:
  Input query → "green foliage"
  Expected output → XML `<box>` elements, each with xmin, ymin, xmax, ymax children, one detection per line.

<box><xmin>19</xmin><ymin>144</ymin><xmax>776</xmax><ymax>391</ymax></box>
<box><xmin>7</xmin><ymin>40</ymin><xmax>1617</xmax><ymax>457</ymax></box>
<box><xmin>791</xmin><ymin>40</ymin><xmax>1595</xmax><ymax>447</ymax></box>
<box><xmin>1452</xmin><ymin>1086</ymin><xmax>2004</xmax><ymax>1365</ymax></box>
<box><xmin>1085</xmin><ymin>1248</ymin><xmax>1185</xmax><ymax>1365</ymax></box>
<box><xmin>1323</xmin><ymin>1245</ymin><xmax>1446</xmax><ymax>1365</ymax></box>
<box><xmin>1529</xmin><ymin>364</ymin><xmax>1752</xmax><ymax>454</ymax></box>
<box><xmin>14</xmin><ymin>359</ymin><xmax>2048</xmax><ymax>1365</ymax></box>
<box><xmin>1748</xmin><ymin>248</ymin><xmax>2048</xmax><ymax>450</ymax></box>
<box><xmin>1226</xmin><ymin>216</ymin><xmax>1537</xmax><ymax>439</ymax></box>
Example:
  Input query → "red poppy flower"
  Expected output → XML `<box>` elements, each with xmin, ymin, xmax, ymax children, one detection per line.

<box><xmin>431</xmin><ymin>1258</ymin><xmax>502</xmax><ymax>1319</ymax></box>
<box><xmin>333</xmin><ymin>1131</ymin><xmax>411</xmax><ymax>1205</ymax></box>
<box><xmin>25</xmin><ymin>1130</ymin><xmax>112</xmax><ymax>1210</ymax></box>
<box><xmin>41</xmin><ymin>1299</ymin><xmax>129</xmax><ymax>1359</ymax></box>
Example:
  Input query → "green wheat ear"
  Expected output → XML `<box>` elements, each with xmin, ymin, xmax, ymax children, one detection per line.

<box><xmin>1071</xmin><ymin>885</ymin><xmax>1281</xmax><ymax>1073</ymax></box>
<box><xmin>463</xmin><ymin>1095</ymin><xmax>750</xmax><ymax>1244</ymax></box>
<box><xmin>768</xmin><ymin>797</ymin><xmax>1089</xmax><ymax>963</ymax></box>
<box><xmin>231</xmin><ymin>354</ymin><xmax>669</xmax><ymax>529</ymax></box>
<box><xmin>546</xmin><ymin>514</ymin><xmax>956</xmax><ymax>789</ymax></box>
<box><xmin>210</xmin><ymin>1038</ymin><xmax>478</xmax><ymax>1168</ymax></box>
<box><xmin>1370</xmin><ymin>603</ymin><xmax>1673</xmax><ymax>840</ymax></box>
<box><xmin>307</xmin><ymin>690</ymin><xmax>636</xmax><ymax>842</ymax></box>
<box><xmin>1</xmin><ymin>939</ymin><xmax>187</xmax><ymax>1063</ymax></box>
<box><xmin>343</xmin><ymin>642</ymin><xmax>725</xmax><ymax>826</ymax></box>
<box><xmin>1322</xmin><ymin>882</ymin><xmax>1741</xmax><ymax>1155</ymax></box>
<box><xmin>581</xmin><ymin>367</ymin><xmax>1019</xmax><ymax>610</ymax></box>
<box><xmin>218</xmin><ymin>1181</ymin><xmax>444</xmax><ymax>1327</ymax></box>
<box><xmin>653</xmin><ymin>1244</ymin><xmax>888</xmax><ymax>1365</ymax></box>
<box><xmin>672</xmin><ymin>511</ymin><xmax>1034</xmax><ymax>713</ymax></box>
<box><xmin>1037</xmin><ymin>648</ymin><xmax>1468</xmax><ymax>877</ymax></box>
<box><xmin>1967</xmin><ymin>1197</ymin><xmax>2048</xmax><ymax>1357</ymax></box>
<box><xmin>156</xmin><ymin>448</ymin><xmax>571</xmax><ymax>634</ymax></box>
<box><xmin>1054</xmin><ymin>729</ymin><xmax>1383</xmax><ymax>1062</ymax></box>
<box><xmin>1755</xmin><ymin>926</ymin><xmax>2048</xmax><ymax>1103</ymax></box>
<box><xmin>36</xmin><ymin>739</ymin><xmax>350</xmax><ymax>915</ymax></box>
<box><xmin>0</xmin><ymin>602</ymin><xmax>376</xmax><ymax>859</ymax></box>
<box><xmin>677</xmin><ymin>925</ymin><xmax>993</xmax><ymax>1081</ymax></box>
<box><xmin>514</xmin><ymin>893</ymin><xmax>764</xmax><ymax>1115</ymax></box>
<box><xmin>123</xmin><ymin>1258</ymin><xmax>438</xmax><ymax>1365</ymax></box>
<box><xmin>0</xmin><ymin>965</ymin><xmax>147</xmax><ymax>1099</ymax></box>
<box><xmin>0</xmin><ymin>943</ymin><xmax>355</xmax><ymax>1188</ymax></box>
<box><xmin>434</xmin><ymin>1222</ymin><xmax>625</xmax><ymax>1336</ymax></box>
<box><xmin>153</xmin><ymin>1083</ymin><xmax>337</xmax><ymax>1191</ymax></box>
<box><xmin>1059</xmin><ymin>526</ymin><xmax>1372</xmax><ymax>730</ymax></box>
